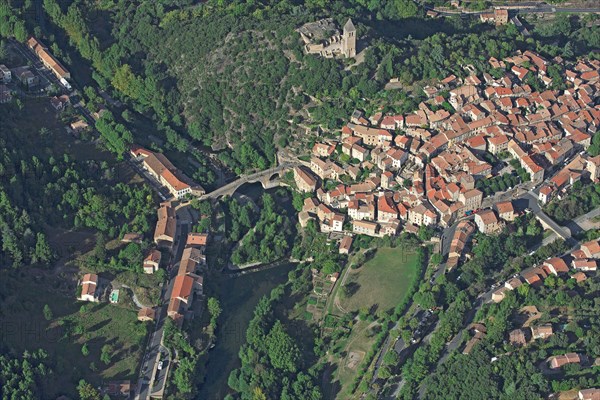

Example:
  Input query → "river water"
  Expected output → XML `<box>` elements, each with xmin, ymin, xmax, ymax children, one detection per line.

<box><xmin>197</xmin><ymin>183</ymin><xmax>296</xmax><ymax>399</ymax></box>
<box><xmin>197</xmin><ymin>259</ymin><xmax>295</xmax><ymax>399</ymax></box>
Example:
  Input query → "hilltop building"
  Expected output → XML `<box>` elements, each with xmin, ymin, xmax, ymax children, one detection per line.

<box><xmin>297</xmin><ymin>18</ymin><xmax>357</xmax><ymax>58</ymax></box>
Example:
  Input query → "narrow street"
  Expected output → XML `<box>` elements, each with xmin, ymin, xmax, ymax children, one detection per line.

<box><xmin>135</xmin><ymin>214</ymin><xmax>191</xmax><ymax>400</ymax></box>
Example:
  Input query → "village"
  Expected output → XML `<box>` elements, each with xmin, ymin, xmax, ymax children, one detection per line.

<box><xmin>76</xmin><ymin>144</ymin><xmax>210</xmax><ymax>399</ymax></box>
<box><xmin>292</xmin><ymin>50</ymin><xmax>599</xmax><ymax>260</ymax></box>
<box><xmin>1</xmin><ymin>8</ymin><xmax>600</xmax><ymax>396</ymax></box>
<box><xmin>60</xmin><ymin>46</ymin><xmax>600</xmax><ymax>399</ymax></box>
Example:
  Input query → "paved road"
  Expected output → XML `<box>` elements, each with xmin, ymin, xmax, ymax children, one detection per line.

<box><xmin>378</xmin><ymin>176</ymin><xmax>573</xmax><ymax>397</ymax></box>
<box><xmin>542</xmin><ymin>205</ymin><xmax>600</xmax><ymax>246</ymax></box>
<box><xmin>9</xmin><ymin>39</ymin><xmax>100</xmax><ymax>128</ymax></box>
<box><xmin>135</xmin><ymin>218</ymin><xmax>190</xmax><ymax>400</ymax></box>
<box><xmin>10</xmin><ymin>40</ymin><xmax>54</xmax><ymax>89</ymax></box>
<box><xmin>414</xmin><ymin>219</ymin><xmax>586</xmax><ymax>399</ymax></box>
<box><xmin>426</xmin><ymin>2</ymin><xmax>600</xmax><ymax>16</ymax></box>
<box><xmin>521</xmin><ymin>191</ymin><xmax>575</xmax><ymax>244</ymax></box>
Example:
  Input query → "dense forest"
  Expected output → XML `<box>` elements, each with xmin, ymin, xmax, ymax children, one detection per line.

<box><xmin>0</xmin><ymin>350</ymin><xmax>51</xmax><ymax>400</ymax></box>
<box><xmin>231</xmin><ymin>191</ymin><xmax>296</xmax><ymax>265</ymax></box>
<box><xmin>0</xmin><ymin>102</ymin><xmax>155</xmax><ymax>268</ymax></box>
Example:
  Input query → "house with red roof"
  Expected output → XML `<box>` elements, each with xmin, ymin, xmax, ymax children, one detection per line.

<box><xmin>143</xmin><ymin>250</ymin><xmax>162</xmax><ymax>274</ymax></box>
<box><xmin>542</xmin><ymin>257</ymin><xmax>569</xmax><ymax>276</ymax></box>
<box><xmin>377</xmin><ymin>195</ymin><xmax>398</xmax><ymax>222</ymax></box>
<box><xmin>79</xmin><ymin>273</ymin><xmax>99</xmax><ymax>302</ymax></box>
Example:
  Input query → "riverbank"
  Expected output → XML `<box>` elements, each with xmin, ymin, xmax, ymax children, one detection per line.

<box><xmin>226</xmin><ymin>257</ymin><xmax>308</xmax><ymax>274</ymax></box>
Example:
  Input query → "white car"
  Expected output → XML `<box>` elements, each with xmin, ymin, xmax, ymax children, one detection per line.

<box><xmin>157</xmin><ymin>361</ymin><xmax>163</xmax><ymax>370</ymax></box>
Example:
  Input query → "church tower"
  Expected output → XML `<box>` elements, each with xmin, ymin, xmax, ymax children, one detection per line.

<box><xmin>342</xmin><ymin>18</ymin><xmax>356</xmax><ymax>58</ymax></box>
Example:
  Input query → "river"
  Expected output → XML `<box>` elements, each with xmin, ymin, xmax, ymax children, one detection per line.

<box><xmin>197</xmin><ymin>262</ymin><xmax>295</xmax><ymax>399</ymax></box>
<box><xmin>197</xmin><ymin>182</ymin><xmax>296</xmax><ymax>399</ymax></box>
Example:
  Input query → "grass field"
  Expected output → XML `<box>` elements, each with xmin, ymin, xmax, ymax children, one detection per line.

<box><xmin>0</xmin><ymin>270</ymin><xmax>148</xmax><ymax>398</ymax></box>
<box><xmin>340</xmin><ymin>247</ymin><xmax>420</xmax><ymax>314</ymax></box>
<box><xmin>327</xmin><ymin>247</ymin><xmax>421</xmax><ymax>398</ymax></box>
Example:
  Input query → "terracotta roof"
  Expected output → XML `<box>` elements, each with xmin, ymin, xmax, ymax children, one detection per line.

<box><xmin>144</xmin><ymin>250</ymin><xmax>162</xmax><ymax>264</ymax></box>
<box><xmin>168</xmin><ymin>298</ymin><xmax>181</xmax><ymax>315</ymax></box>
<box><xmin>581</xmin><ymin>239</ymin><xmax>600</xmax><ymax>258</ymax></box>
<box><xmin>178</xmin><ymin>257</ymin><xmax>198</xmax><ymax>276</ymax></box>
<box><xmin>294</xmin><ymin>166</ymin><xmax>317</xmax><ymax>187</ymax></box>
<box><xmin>28</xmin><ymin>37</ymin><xmax>70</xmax><ymax>78</ymax></box>
<box><xmin>172</xmin><ymin>275</ymin><xmax>194</xmax><ymax>303</ymax></box>
<box><xmin>144</xmin><ymin>153</ymin><xmax>191</xmax><ymax>192</ymax></box>
<box><xmin>495</xmin><ymin>201</ymin><xmax>514</xmax><ymax>214</ymax></box>
<box><xmin>161</xmin><ymin>168</ymin><xmax>190</xmax><ymax>191</ymax></box>
<box><xmin>543</xmin><ymin>257</ymin><xmax>569</xmax><ymax>275</ymax></box>
<box><xmin>82</xmin><ymin>273</ymin><xmax>98</xmax><ymax>284</ymax></box>
<box><xmin>187</xmin><ymin>232</ymin><xmax>208</xmax><ymax>246</ymax></box>
<box><xmin>572</xmin><ymin>259</ymin><xmax>597</xmax><ymax>270</ymax></box>
<box><xmin>339</xmin><ymin>236</ymin><xmax>353</xmax><ymax>252</ymax></box>
<box><xmin>378</xmin><ymin>195</ymin><xmax>398</xmax><ymax>215</ymax></box>
<box><xmin>154</xmin><ymin>203</ymin><xmax>176</xmax><ymax>241</ymax></box>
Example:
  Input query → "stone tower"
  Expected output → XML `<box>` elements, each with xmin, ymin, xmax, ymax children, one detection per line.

<box><xmin>342</xmin><ymin>18</ymin><xmax>356</xmax><ymax>58</ymax></box>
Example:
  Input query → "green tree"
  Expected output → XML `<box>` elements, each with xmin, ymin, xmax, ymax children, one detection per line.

<box><xmin>100</xmin><ymin>344</ymin><xmax>112</xmax><ymax>364</ymax></box>
<box><xmin>43</xmin><ymin>304</ymin><xmax>53</xmax><ymax>321</ymax></box>
<box><xmin>265</xmin><ymin>320</ymin><xmax>300</xmax><ymax>372</ymax></box>
<box><xmin>77</xmin><ymin>379</ymin><xmax>101</xmax><ymax>400</ymax></box>
<box><xmin>33</xmin><ymin>232</ymin><xmax>54</xmax><ymax>265</ymax></box>
<box><xmin>207</xmin><ymin>297</ymin><xmax>222</xmax><ymax>329</ymax></box>
<box><xmin>81</xmin><ymin>343</ymin><xmax>90</xmax><ymax>357</ymax></box>
<box><xmin>13</xmin><ymin>20</ymin><xmax>27</xmax><ymax>42</ymax></box>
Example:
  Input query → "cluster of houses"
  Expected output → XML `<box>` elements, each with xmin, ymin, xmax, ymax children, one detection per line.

<box><xmin>293</xmin><ymin>52</ymin><xmax>600</xmax><ymax>241</ymax></box>
<box><xmin>167</xmin><ymin>232</ymin><xmax>207</xmax><ymax>325</ymax></box>
<box><xmin>77</xmin><ymin>198</ymin><xmax>209</xmax><ymax>324</ymax></box>
<box><xmin>1</xmin><ymin>36</ymin><xmax>71</xmax><ymax>99</ymax></box>
<box><xmin>1</xmin><ymin>64</ymin><xmax>39</xmax><ymax>90</ymax></box>
<box><xmin>492</xmin><ymin>238</ymin><xmax>600</xmax><ymax>303</ymax></box>
<box><xmin>538</xmin><ymin>152</ymin><xmax>600</xmax><ymax>204</ymax></box>
<box><xmin>130</xmin><ymin>146</ymin><xmax>205</xmax><ymax>199</ymax></box>
<box><xmin>509</xmin><ymin>323</ymin><xmax>554</xmax><ymax>347</ymax></box>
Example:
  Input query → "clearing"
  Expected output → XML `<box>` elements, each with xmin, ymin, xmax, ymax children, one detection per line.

<box><xmin>339</xmin><ymin>247</ymin><xmax>420</xmax><ymax>314</ymax></box>
<box><xmin>326</xmin><ymin>246</ymin><xmax>421</xmax><ymax>398</ymax></box>
<box><xmin>0</xmin><ymin>270</ymin><xmax>148</xmax><ymax>398</ymax></box>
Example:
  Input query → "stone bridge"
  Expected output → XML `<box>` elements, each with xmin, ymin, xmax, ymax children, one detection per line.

<box><xmin>199</xmin><ymin>162</ymin><xmax>301</xmax><ymax>200</ymax></box>
<box><xmin>535</xmin><ymin>211</ymin><xmax>573</xmax><ymax>243</ymax></box>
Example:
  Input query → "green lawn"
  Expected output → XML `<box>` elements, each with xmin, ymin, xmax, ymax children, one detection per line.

<box><xmin>340</xmin><ymin>247</ymin><xmax>420</xmax><ymax>314</ymax></box>
<box><xmin>327</xmin><ymin>247</ymin><xmax>420</xmax><ymax>398</ymax></box>
<box><xmin>0</xmin><ymin>270</ymin><xmax>148</xmax><ymax>398</ymax></box>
